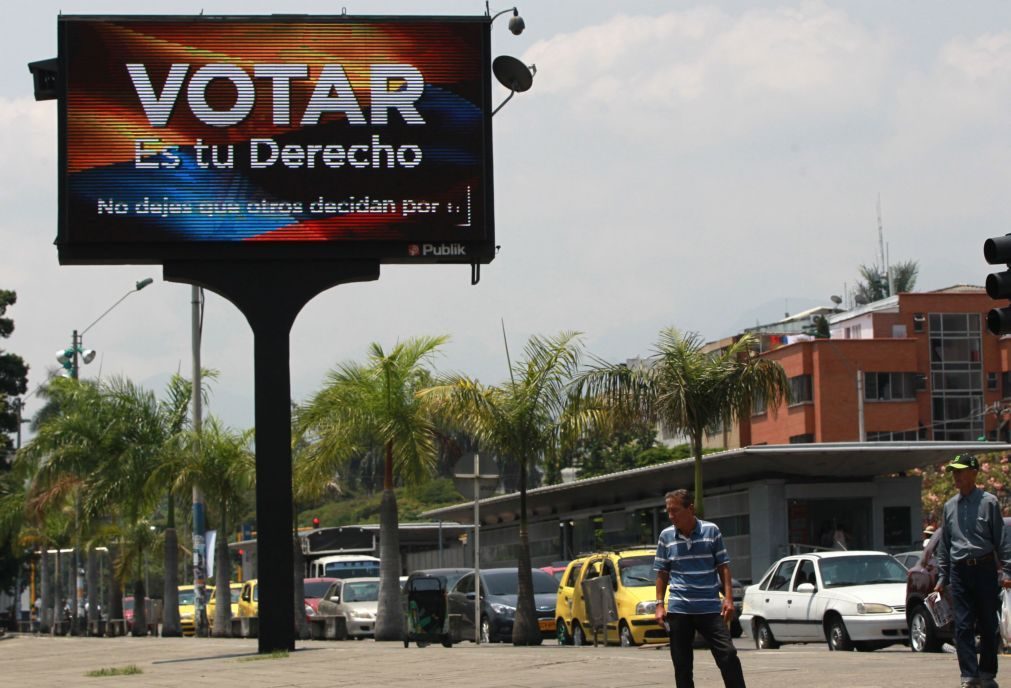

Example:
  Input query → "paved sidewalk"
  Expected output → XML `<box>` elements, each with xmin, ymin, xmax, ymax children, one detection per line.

<box><xmin>0</xmin><ymin>633</ymin><xmax>964</xmax><ymax>688</ymax></box>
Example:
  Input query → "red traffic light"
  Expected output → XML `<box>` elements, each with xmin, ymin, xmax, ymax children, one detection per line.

<box><xmin>312</xmin><ymin>517</ymin><xmax>320</xmax><ymax>528</ymax></box>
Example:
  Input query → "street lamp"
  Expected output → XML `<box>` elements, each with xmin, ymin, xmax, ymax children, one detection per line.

<box><xmin>53</xmin><ymin>276</ymin><xmax>153</xmax><ymax>633</ymax></box>
<box><xmin>55</xmin><ymin>278</ymin><xmax>154</xmax><ymax>379</ymax></box>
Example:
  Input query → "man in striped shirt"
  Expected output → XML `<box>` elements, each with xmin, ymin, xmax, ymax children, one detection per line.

<box><xmin>654</xmin><ymin>489</ymin><xmax>746</xmax><ymax>688</ymax></box>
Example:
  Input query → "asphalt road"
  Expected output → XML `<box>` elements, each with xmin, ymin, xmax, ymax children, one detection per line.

<box><xmin>0</xmin><ymin>634</ymin><xmax>971</xmax><ymax>687</ymax></box>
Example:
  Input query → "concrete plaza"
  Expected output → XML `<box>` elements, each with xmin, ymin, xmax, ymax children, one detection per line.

<box><xmin>0</xmin><ymin>633</ymin><xmax>966</xmax><ymax>687</ymax></box>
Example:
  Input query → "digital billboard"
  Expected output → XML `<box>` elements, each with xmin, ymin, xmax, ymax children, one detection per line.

<box><xmin>57</xmin><ymin>16</ymin><xmax>494</xmax><ymax>265</ymax></box>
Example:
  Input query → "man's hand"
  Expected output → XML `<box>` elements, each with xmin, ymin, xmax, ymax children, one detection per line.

<box><xmin>721</xmin><ymin>597</ymin><xmax>735</xmax><ymax>626</ymax></box>
<box><xmin>655</xmin><ymin>602</ymin><xmax>666</xmax><ymax>626</ymax></box>
<box><xmin>933</xmin><ymin>582</ymin><xmax>945</xmax><ymax>594</ymax></box>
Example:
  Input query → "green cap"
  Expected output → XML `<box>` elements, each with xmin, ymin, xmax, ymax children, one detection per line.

<box><xmin>945</xmin><ymin>454</ymin><xmax>980</xmax><ymax>471</ymax></box>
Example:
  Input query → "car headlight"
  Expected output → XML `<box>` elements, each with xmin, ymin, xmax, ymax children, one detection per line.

<box><xmin>636</xmin><ymin>600</ymin><xmax>659</xmax><ymax>616</ymax></box>
<box><xmin>857</xmin><ymin>603</ymin><xmax>894</xmax><ymax>614</ymax></box>
<box><xmin>490</xmin><ymin>603</ymin><xmax>515</xmax><ymax>617</ymax></box>
<box><xmin>305</xmin><ymin>604</ymin><xmax>315</xmax><ymax>617</ymax></box>
<box><xmin>350</xmin><ymin>610</ymin><xmax>375</xmax><ymax>620</ymax></box>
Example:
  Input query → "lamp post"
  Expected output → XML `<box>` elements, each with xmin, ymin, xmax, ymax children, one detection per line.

<box><xmin>454</xmin><ymin>452</ymin><xmax>499</xmax><ymax>644</ymax></box>
<box><xmin>53</xmin><ymin>277</ymin><xmax>154</xmax><ymax>634</ymax></box>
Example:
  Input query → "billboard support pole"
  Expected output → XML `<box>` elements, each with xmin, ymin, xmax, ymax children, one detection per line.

<box><xmin>164</xmin><ymin>259</ymin><xmax>380</xmax><ymax>653</ymax></box>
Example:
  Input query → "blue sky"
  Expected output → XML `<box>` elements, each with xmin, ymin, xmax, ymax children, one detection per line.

<box><xmin>3</xmin><ymin>1</ymin><xmax>1010</xmax><ymax>433</ymax></box>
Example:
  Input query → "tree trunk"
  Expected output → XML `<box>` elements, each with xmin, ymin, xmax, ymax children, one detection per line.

<box><xmin>86</xmin><ymin>548</ymin><xmax>99</xmax><ymax>632</ymax></box>
<box><xmin>39</xmin><ymin>549</ymin><xmax>50</xmax><ymax>634</ymax></box>
<box><xmin>374</xmin><ymin>488</ymin><xmax>403</xmax><ymax>641</ymax></box>
<box><xmin>105</xmin><ymin>545</ymin><xmax>124</xmax><ymax>636</ymax></box>
<box><xmin>512</xmin><ymin>456</ymin><xmax>541</xmax><ymax>645</ymax></box>
<box><xmin>52</xmin><ymin>549</ymin><xmax>63</xmax><ymax>635</ymax></box>
<box><xmin>212</xmin><ymin>505</ymin><xmax>232</xmax><ymax>637</ymax></box>
<box><xmin>132</xmin><ymin>556</ymin><xmax>147</xmax><ymax>636</ymax></box>
<box><xmin>692</xmin><ymin>432</ymin><xmax>704</xmax><ymax>518</ymax></box>
<box><xmin>161</xmin><ymin>526</ymin><xmax>181</xmax><ymax>636</ymax></box>
<box><xmin>293</xmin><ymin>533</ymin><xmax>309</xmax><ymax>639</ymax></box>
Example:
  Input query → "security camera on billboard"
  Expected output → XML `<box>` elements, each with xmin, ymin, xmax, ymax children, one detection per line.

<box><xmin>57</xmin><ymin>15</ymin><xmax>494</xmax><ymax>265</ymax></box>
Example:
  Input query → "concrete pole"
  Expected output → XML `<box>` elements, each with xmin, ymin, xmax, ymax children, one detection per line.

<box><xmin>856</xmin><ymin>370</ymin><xmax>866</xmax><ymax>442</ymax></box>
<box><xmin>191</xmin><ymin>286</ymin><xmax>208</xmax><ymax>636</ymax></box>
<box><xmin>473</xmin><ymin>451</ymin><xmax>481</xmax><ymax>645</ymax></box>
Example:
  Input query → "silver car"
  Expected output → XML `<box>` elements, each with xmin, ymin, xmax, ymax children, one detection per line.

<box><xmin>317</xmin><ymin>578</ymin><xmax>379</xmax><ymax>638</ymax></box>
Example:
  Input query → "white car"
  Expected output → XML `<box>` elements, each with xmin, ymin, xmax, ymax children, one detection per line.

<box><xmin>316</xmin><ymin>577</ymin><xmax>379</xmax><ymax>638</ymax></box>
<box><xmin>739</xmin><ymin>551</ymin><xmax>909</xmax><ymax>651</ymax></box>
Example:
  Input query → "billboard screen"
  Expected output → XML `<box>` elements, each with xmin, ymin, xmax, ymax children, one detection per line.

<box><xmin>57</xmin><ymin>16</ymin><xmax>494</xmax><ymax>265</ymax></box>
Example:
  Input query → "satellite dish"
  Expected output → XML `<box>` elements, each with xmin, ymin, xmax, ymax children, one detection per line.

<box><xmin>493</xmin><ymin>55</ymin><xmax>534</xmax><ymax>93</ymax></box>
<box><xmin>830</xmin><ymin>295</ymin><xmax>843</xmax><ymax>305</ymax></box>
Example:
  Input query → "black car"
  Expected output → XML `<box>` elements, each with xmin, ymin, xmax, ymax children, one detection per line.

<box><xmin>448</xmin><ymin>568</ymin><xmax>559</xmax><ymax>643</ymax></box>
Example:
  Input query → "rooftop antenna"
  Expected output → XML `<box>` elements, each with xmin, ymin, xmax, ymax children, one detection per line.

<box><xmin>877</xmin><ymin>194</ymin><xmax>891</xmax><ymax>296</ymax></box>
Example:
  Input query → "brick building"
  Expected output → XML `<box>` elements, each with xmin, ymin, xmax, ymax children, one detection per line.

<box><xmin>703</xmin><ymin>286</ymin><xmax>1011</xmax><ymax>448</ymax></box>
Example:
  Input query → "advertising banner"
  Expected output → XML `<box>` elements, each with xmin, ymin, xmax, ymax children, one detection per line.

<box><xmin>57</xmin><ymin>16</ymin><xmax>493</xmax><ymax>264</ymax></box>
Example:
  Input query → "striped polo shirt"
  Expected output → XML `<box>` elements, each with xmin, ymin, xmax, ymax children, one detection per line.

<box><xmin>653</xmin><ymin>518</ymin><xmax>729</xmax><ymax>615</ymax></box>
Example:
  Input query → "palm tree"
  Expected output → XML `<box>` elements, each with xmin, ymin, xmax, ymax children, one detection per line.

<box><xmin>853</xmin><ymin>260</ymin><xmax>918</xmax><ymax>305</ymax></box>
<box><xmin>577</xmin><ymin>328</ymin><xmax>790</xmax><ymax>516</ymax></box>
<box><xmin>425</xmin><ymin>331</ymin><xmax>586</xmax><ymax>645</ymax></box>
<box><xmin>294</xmin><ymin>336</ymin><xmax>447</xmax><ymax>641</ymax></box>
<box><xmin>174</xmin><ymin>416</ymin><xmax>255</xmax><ymax>637</ymax></box>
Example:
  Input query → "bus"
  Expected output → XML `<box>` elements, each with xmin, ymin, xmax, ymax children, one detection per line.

<box><xmin>308</xmin><ymin>554</ymin><xmax>381</xmax><ymax>579</ymax></box>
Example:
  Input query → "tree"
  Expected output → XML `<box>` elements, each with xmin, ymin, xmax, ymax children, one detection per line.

<box><xmin>853</xmin><ymin>260</ymin><xmax>918</xmax><ymax>305</ymax></box>
<box><xmin>425</xmin><ymin>332</ymin><xmax>586</xmax><ymax>645</ymax></box>
<box><xmin>0</xmin><ymin>289</ymin><xmax>29</xmax><ymax>459</ymax></box>
<box><xmin>175</xmin><ymin>416</ymin><xmax>254</xmax><ymax>637</ymax></box>
<box><xmin>577</xmin><ymin>328</ymin><xmax>790</xmax><ymax>517</ymax></box>
<box><xmin>294</xmin><ymin>336</ymin><xmax>446</xmax><ymax>641</ymax></box>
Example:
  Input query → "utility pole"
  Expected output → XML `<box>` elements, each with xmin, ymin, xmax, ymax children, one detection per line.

<box><xmin>191</xmin><ymin>286</ymin><xmax>208</xmax><ymax>636</ymax></box>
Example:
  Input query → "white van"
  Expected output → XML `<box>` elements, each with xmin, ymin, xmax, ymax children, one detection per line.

<box><xmin>309</xmin><ymin>554</ymin><xmax>381</xmax><ymax>579</ymax></box>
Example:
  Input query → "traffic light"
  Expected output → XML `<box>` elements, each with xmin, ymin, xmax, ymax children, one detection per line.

<box><xmin>984</xmin><ymin>234</ymin><xmax>1011</xmax><ymax>334</ymax></box>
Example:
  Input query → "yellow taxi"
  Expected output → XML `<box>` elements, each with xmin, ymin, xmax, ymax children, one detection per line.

<box><xmin>207</xmin><ymin>582</ymin><xmax>243</xmax><ymax>631</ymax></box>
<box><xmin>554</xmin><ymin>548</ymin><xmax>667</xmax><ymax>647</ymax></box>
<box><xmin>238</xmin><ymin>579</ymin><xmax>258</xmax><ymax>618</ymax></box>
<box><xmin>177</xmin><ymin>585</ymin><xmax>204</xmax><ymax>636</ymax></box>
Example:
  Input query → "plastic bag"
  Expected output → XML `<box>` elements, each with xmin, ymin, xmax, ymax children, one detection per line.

<box><xmin>1000</xmin><ymin>588</ymin><xmax>1011</xmax><ymax>647</ymax></box>
<box><xmin>925</xmin><ymin>591</ymin><xmax>954</xmax><ymax>628</ymax></box>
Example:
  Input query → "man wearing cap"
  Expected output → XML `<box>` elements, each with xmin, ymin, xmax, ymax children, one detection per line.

<box><xmin>923</xmin><ymin>524</ymin><xmax>936</xmax><ymax>549</ymax></box>
<box><xmin>934</xmin><ymin>454</ymin><xmax>1011</xmax><ymax>688</ymax></box>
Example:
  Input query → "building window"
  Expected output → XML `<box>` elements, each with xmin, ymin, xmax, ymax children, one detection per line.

<box><xmin>892</xmin><ymin>324</ymin><xmax>907</xmax><ymax>338</ymax></box>
<box><xmin>913</xmin><ymin>313</ymin><xmax>926</xmax><ymax>332</ymax></box>
<box><xmin>864</xmin><ymin>372</ymin><xmax>917</xmax><ymax>401</ymax></box>
<box><xmin>789</xmin><ymin>375</ymin><xmax>813</xmax><ymax>405</ymax></box>
<box><xmin>989</xmin><ymin>372</ymin><xmax>999</xmax><ymax>391</ymax></box>
<box><xmin>788</xmin><ymin>433</ymin><xmax>814</xmax><ymax>444</ymax></box>
<box><xmin>751</xmin><ymin>391</ymin><xmax>767</xmax><ymax>416</ymax></box>
<box><xmin>929</xmin><ymin>312</ymin><xmax>984</xmax><ymax>441</ymax></box>
<box><xmin>867</xmin><ymin>430</ymin><xmax>920</xmax><ymax>441</ymax></box>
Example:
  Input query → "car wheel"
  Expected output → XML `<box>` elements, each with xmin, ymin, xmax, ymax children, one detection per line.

<box><xmin>556</xmin><ymin>618</ymin><xmax>572</xmax><ymax>646</ymax></box>
<box><xmin>619</xmin><ymin>621</ymin><xmax>636</xmax><ymax>647</ymax></box>
<box><xmin>441</xmin><ymin>633</ymin><xmax>453</xmax><ymax>648</ymax></box>
<box><xmin>480</xmin><ymin>616</ymin><xmax>491</xmax><ymax>644</ymax></box>
<box><xmin>754</xmin><ymin>619</ymin><xmax>779</xmax><ymax>650</ymax></box>
<box><xmin>909</xmin><ymin>606</ymin><xmax>942</xmax><ymax>653</ymax></box>
<box><xmin>572</xmin><ymin>621</ymin><xmax>586</xmax><ymax>647</ymax></box>
<box><xmin>827</xmin><ymin>617</ymin><xmax>853</xmax><ymax>651</ymax></box>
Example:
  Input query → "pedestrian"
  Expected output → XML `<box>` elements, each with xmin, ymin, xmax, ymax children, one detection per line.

<box><xmin>934</xmin><ymin>454</ymin><xmax>1011</xmax><ymax>688</ymax></box>
<box><xmin>654</xmin><ymin>489</ymin><xmax>746</xmax><ymax>688</ymax></box>
<box><xmin>923</xmin><ymin>524</ymin><xmax>936</xmax><ymax>549</ymax></box>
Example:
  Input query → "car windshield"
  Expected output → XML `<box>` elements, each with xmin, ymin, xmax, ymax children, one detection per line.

<box><xmin>303</xmin><ymin>581</ymin><xmax>333</xmax><ymax>598</ymax></box>
<box><xmin>122</xmin><ymin>598</ymin><xmax>133</xmax><ymax>611</ymax></box>
<box><xmin>484</xmin><ymin>570</ymin><xmax>558</xmax><ymax>595</ymax></box>
<box><xmin>343</xmin><ymin>581</ymin><xmax>379</xmax><ymax>603</ymax></box>
<box><xmin>817</xmin><ymin>555</ymin><xmax>907</xmax><ymax>588</ymax></box>
<box><xmin>618</xmin><ymin>555</ymin><xmax>655</xmax><ymax>587</ymax></box>
<box><xmin>178</xmin><ymin>590</ymin><xmax>196</xmax><ymax>605</ymax></box>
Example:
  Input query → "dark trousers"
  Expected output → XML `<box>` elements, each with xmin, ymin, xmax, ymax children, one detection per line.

<box><xmin>667</xmin><ymin>613</ymin><xmax>746</xmax><ymax>688</ymax></box>
<box><xmin>951</xmin><ymin>559</ymin><xmax>1000</xmax><ymax>681</ymax></box>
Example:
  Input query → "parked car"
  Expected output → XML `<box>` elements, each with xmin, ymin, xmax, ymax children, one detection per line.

<box><xmin>316</xmin><ymin>577</ymin><xmax>379</xmax><ymax>638</ymax></box>
<box><xmin>555</xmin><ymin>548</ymin><xmax>672</xmax><ymax>647</ymax></box>
<box><xmin>740</xmin><ymin>550</ymin><xmax>909</xmax><ymax>651</ymax></box>
<box><xmin>303</xmin><ymin>577</ymin><xmax>338</xmax><ymax>620</ymax></box>
<box><xmin>238</xmin><ymin>579</ymin><xmax>258</xmax><ymax>618</ymax></box>
<box><xmin>448</xmin><ymin>568</ymin><xmax>558</xmax><ymax>643</ymax></box>
<box><xmin>893</xmin><ymin>551</ymin><xmax>923</xmax><ymax>570</ymax></box>
<box><xmin>178</xmin><ymin>585</ymin><xmax>199</xmax><ymax>636</ymax></box>
<box><xmin>207</xmin><ymin>583</ymin><xmax>242</xmax><ymax>631</ymax></box>
<box><xmin>906</xmin><ymin>517</ymin><xmax>1011</xmax><ymax>652</ymax></box>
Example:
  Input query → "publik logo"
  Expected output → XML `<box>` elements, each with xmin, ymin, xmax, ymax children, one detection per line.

<box><xmin>407</xmin><ymin>244</ymin><xmax>420</xmax><ymax>256</ymax></box>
